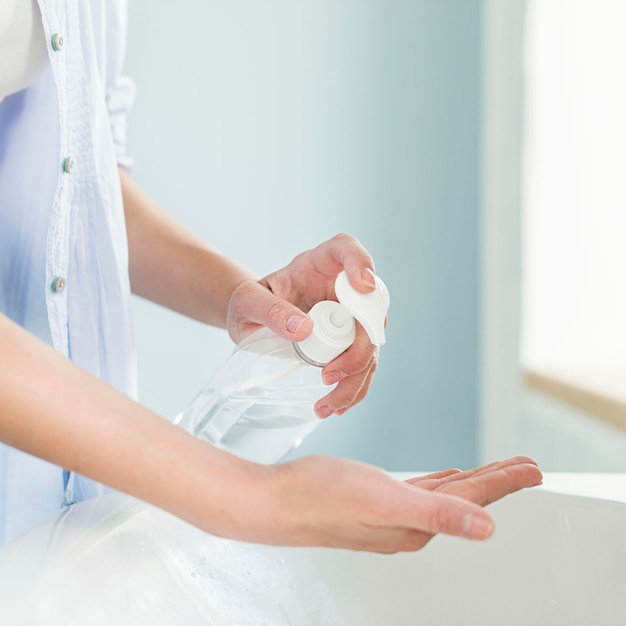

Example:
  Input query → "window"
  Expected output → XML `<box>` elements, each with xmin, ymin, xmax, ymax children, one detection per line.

<box><xmin>521</xmin><ymin>0</ymin><xmax>626</xmax><ymax>429</ymax></box>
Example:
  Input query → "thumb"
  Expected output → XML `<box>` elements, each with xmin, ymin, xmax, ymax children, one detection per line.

<box><xmin>229</xmin><ymin>280</ymin><xmax>314</xmax><ymax>342</ymax></box>
<box><xmin>399</xmin><ymin>485</ymin><xmax>495</xmax><ymax>540</ymax></box>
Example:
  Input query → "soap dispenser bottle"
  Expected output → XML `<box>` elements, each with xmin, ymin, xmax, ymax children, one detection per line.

<box><xmin>174</xmin><ymin>271</ymin><xmax>390</xmax><ymax>464</ymax></box>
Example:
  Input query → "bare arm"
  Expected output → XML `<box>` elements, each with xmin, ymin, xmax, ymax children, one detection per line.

<box><xmin>120</xmin><ymin>167</ymin><xmax>256</xmax><ymax>328</ymax></box>
<box><xmin>119</xmin><ymin>168</ymin><xmax>380</xmax><ymax>414</ymax></box>
<box><xmin>0</xmin><ymin>313</ymin><xmax>273</xmax><ymax>540</ymax></box>
<box><xmin>0</xmin><ymin>314</ymin><xmax>542</xmax><ymax>551</ymax></box>
<box><xmin>121</xmin><ymin>168</ymin><xmax>388</xmax><ymax>414</ymax></box>
<box><xmin>14</xmin><ymin>169</ymin><xmax>539</xmax><ymax>549</ymax></box>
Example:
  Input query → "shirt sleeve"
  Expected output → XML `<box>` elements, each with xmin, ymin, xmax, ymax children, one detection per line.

<box><xmin>105</xmin><ymin>0</ymin><xmax>136</xmax><ymax>169</ymax></box>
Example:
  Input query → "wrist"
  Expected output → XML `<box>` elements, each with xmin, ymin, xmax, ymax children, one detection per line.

<box><xmin>173</xmin><ymin>443</ymin><xmax>283</xmax><ymax>543</ymax></box>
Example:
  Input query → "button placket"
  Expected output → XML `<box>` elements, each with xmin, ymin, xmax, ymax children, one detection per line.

<box><xmin>42</xmin><ymin>8</ymin><xmax>72</xmax><ymax>357</ymax></box>
<box><xmin>51</xmin><ymin>276</ymin><xmax>66</xmax><ymax>294</ymax></box>
<box><xmin>51</xmin><ymin>33</ymin><xmax>65</xmax><ymax>52</ymax></box>
<box><xmin>52</xmin><ymin>25</ymin><xmax>71</xmax><ymax>304</ymax></box>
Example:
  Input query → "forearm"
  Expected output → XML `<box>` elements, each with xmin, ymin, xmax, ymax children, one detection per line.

<box><xmin>0</xmin><ymin>316</ymin><xmax>541</xmax><ymax>551</ymax></box>
<box><xmin>0</xmin><ymin>314</ymin><xmax>275</xmax><ymax>540</ymax></box>
<box><xmin>119</xmin><ymin>167</ymin><xmax>257</xmax><ymax>328</ymax></box>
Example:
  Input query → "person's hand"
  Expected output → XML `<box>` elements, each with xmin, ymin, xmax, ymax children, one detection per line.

<box><xmin>227</xmin><ymin>234</ymin><xmax>381</xmax><ymax>418</ymax></box>
<box><xmin>259</xmin><ymin>455</ymin><xmax>542</xmax><ymax>553</ymax></box>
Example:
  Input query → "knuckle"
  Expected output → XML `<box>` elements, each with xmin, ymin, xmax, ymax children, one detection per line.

<box><xmin>324</xmin><ymin>387</ymin><xmax>356</xmax><ymax>411</ymax></box>
<box><xmin>331</xmin><ymin>232</ymin><xmax>356</xmax><ymax>246</ymax></box>
<box><xmin>351</xmin><ymin>354</ymin><xmax>372</xmax><ymax>373</ymax></box>
<box><xmin>348</xmin><ymin>347</ymin><xmax>375</xmax><ymax>374</ymax></box>
<box><xmin>265</xmin><ymin>299</ymin><xmax>288</xmax><ymax>327</ymax></box>
<box><xmin>426</xmin><ymin>503</ymin><xmax>456</xmax><ymax>535</ymax></box>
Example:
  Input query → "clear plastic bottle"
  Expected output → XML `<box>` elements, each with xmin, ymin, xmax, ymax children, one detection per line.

<box><xmin>175</xmin><ymin>271</ymin><xmax>390</xmax><ymax>464</ymax></box>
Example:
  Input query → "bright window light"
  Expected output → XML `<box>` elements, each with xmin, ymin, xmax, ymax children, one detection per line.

<box><xmin>522</xmin><ymin>0</ymin><xmax>626</xmax><ymax>385</ymax></box>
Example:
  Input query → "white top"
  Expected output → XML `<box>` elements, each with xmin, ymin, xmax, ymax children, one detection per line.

<box><xmin>0</xmin><ymin>0</ymin><xmax>47</xmax><ymax>103</ymax></box>
<box><xmin>0</xmin><ymin>0</ymin><xmax>136</xmax><ymax>547</ymax></box>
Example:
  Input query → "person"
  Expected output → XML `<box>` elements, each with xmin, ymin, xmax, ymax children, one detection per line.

<box><xmin>0</xmin><ymin>0</ymin><xmax>542</xmax><ymax>552</ymax></box>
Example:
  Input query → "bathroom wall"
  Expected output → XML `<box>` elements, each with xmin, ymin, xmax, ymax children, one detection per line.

<box><xmin>124</xmin><ymin>0</ymin><xmax>482</xmax><ymax>470</ymax></box>
<box><xmin>520</xmin><ymin>390</ymin><xmax>626</xmax><ymax>472</ymax></box>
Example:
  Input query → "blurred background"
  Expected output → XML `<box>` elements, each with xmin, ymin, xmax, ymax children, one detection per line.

<box><xmin>125</xmin><ymin>0</ymin><xmax>626</xmax><ymax>472</ymax></box>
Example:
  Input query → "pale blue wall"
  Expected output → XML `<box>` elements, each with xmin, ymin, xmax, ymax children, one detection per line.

<box><xmin>125</xmin><ymin>0</ymin><xmax>482</xmax><ymax>471</ymax></box>
<box><xmin>521</xmin><ymin>391</ymin><xmax>626</xmax><ymax>472</ymax></box>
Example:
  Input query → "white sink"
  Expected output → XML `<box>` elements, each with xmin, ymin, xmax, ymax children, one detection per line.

<box><xmin>1</xmin><ymin>474</ymin><xmax>625</xmax><ymax>625</ymax></box>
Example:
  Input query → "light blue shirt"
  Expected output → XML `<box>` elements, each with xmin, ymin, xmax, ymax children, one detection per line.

<box><xmin>0</xmin><ymin>0</ymin><xmax>136</xmax><ymax>546</ymax></box>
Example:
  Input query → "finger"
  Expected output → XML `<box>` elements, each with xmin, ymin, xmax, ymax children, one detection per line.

<box><xmin>334</xmin><ymin>355</ymin><xmax>379</xmax><ymax>415</ymax></box>
<box><xmin>412</xmin><ymin>456</ymin><xmax>540</xmax><ymax>490</ymax></box>
<box><xmin>315</xmin><ymin>326</ymin><xmax>377</xmax><ymax>416</ymax></box>
<box><xmin>348</xmin><ymin>528</ymin><xmax>434</xmax><ymax>554</ymax></box>
<box><xmin>390</xmin><ymin>484</ymin><xmax>495</xmax><ymax>540</ymax></box>
<box><xmin>392</xmin><ymin>528</ymin><xmax>436</xmax><ymax>553</ymax></box>
<box><xmin>436</xmin><ymin>462</ymin><xmax>543</xmax><ymax>507</ymax></box>
<box><xmin>321</xmin><ymin>324</ymin><xmax>376</xmax><ymax>385</ymax></box>
<box><xmin>309</xmin><ymin>234</ymin><xmax>377</xmax><ymax>294</ymax></box>
<box><xmin>416</xmin><ymin>468</ymin><xmax>464</xmax><ymax>481</ymax></box>
<box><xmin>314</xmin><ymin>359</ymin><xmax>373</xmax><ymax>418</ymax></box>
<box><xmin>470</xmin><ymin>456</ymin><xmax>539</xmax><ymax>478</ymax></box>
<box><xmin>404</xmin><ymin>469</ymin><xmax>463</xmax><ymax>489</ymax></box>
<box><xmin>439</xmin><ymin>457</ymin><xmax>540</xmax><ymax>487</ymax></box>
<box><xmin>228</xmin><ymin>280</ymin><xmax>314</xmax><ymax>343</ymax></box>
<box><xmin>404</xmin><ymin>462</ymin><xmax>502</xmax><ymax>489</ymax></box>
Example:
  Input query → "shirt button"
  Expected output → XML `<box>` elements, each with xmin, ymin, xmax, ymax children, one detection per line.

<box><xmin>51</xmin><ymin>33</ymin><xmax>65</xmax><ymax>51</ymax></box>
<box><xmin>62</xmin><ymin>157</ymin><xmax>74</xmax><ymax>174</ymax></box>
<box><xmin>51</xmin><ymin>276</ymin><xmax>66</xmax><ymax>294</ymax></box>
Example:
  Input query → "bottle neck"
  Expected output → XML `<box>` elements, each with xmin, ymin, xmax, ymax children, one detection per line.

<box><xmin>292</xmin><ymin>342</ymin><xmax>325</xmax><ymax>368</ymax></box>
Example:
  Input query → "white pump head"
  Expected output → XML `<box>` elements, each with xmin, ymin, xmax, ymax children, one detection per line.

<box><xmin>334</xmin><ymin>271</ymin><xmax>389</xmax><ymax>346</ymax></box>
<box><xmin>294</xmin><ymin>301</ymin><xmax>356</xmax><ymax>366</ymax></box>
<box><xmin>295</xmin><ymin>271</ymin><xmax>390</xmax><ymax>366</ymax></box>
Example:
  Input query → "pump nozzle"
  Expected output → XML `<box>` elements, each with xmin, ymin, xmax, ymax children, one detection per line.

<box><xmin>294</xmin><ymin>270</ymin><xmax>390</xmax><ymax>366</ymax></box>
<box><xmin>334</xmin><ymin>271</ymin><xmax>390</xmax><ymax>346</ymax></box>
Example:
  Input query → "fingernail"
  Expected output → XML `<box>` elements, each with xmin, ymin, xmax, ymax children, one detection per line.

<box><xmin>362</xmin><ymin>268</ymin><xmax>376</xmax><ymax>289</ymax></box>
<box><xmin>286</xmin><ymin>314</ymin><xmax>307</xmax><ymax>333</ymax></box>
<box><xmin>316</xmin><ymin>405</ymin><xmax>334</xmax><ymax>418</ymax></box>
<box><xmin>462</xmin><ymin>514</ymin><xmax>494</xmax><ymax>540</ymax></box>
<box><xmin>323</xmin><ymin>370</ymin><xmax>344</xmax><ymax>385</ymax></box>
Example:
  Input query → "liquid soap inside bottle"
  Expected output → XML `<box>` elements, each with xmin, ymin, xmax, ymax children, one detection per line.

<box><xmin>175</xmin><ymin>271</ymin><xmax>390</xmax><ymax>464</ymax></box>
<box><xmin>175</xmin><ymin>327</ymin><xmax>328</xmax><ymax>464</ymax></box>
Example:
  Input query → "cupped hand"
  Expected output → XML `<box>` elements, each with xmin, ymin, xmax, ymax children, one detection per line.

<box><xmin>227</xmin><ymin>234</ymin><xmax>381</xmax><ymax>418</ymax></box>
<box><xmin>267</xmin><ymin>455</ymin><xmax>542</xmax><ymax>553</ymax></box>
